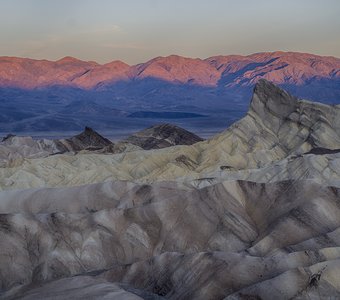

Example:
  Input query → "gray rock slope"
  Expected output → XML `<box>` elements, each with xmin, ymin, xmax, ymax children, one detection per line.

<box><xmin>1</xmin><ymin>80</ymin><xmax>340</xmax><ymax>299</ymax></box>
<box><xmin>57</xmin><ymin>126</ymin><xmax>113</xmax><ymax>151</ymax></box>
<box><xmin>1</xmin><ymin>180</ymin><xmax>340</xmax><ymax>299</ymax></box>
<box><xmin>0</xmin><ymin>126</ymin><xmax>114</xmax><ymax>167</ymax></box>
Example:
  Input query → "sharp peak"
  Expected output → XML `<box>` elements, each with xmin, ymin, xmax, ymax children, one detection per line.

<box><xmin>250</xmin><ymin>79</ymin><xmax>298</xmax><ymax>117</ymax></box>
<box><xmin>77</xmin><ymin>126</ymin><xmax>112</xmax><ymax>141</ymax></box>
<box><xmin>84</xmin><ymin>126</ymin><xmax>97</xmax><ymax>133</ymax></box>
<box><xmin>254</xmin><ymin>78</ymin><xmax>287</xmax><ymax>92</ymax></box>
<box><xmin>253</xmin><ymin>79</ymin><xmax>297</xmax><ymax>99</ymax></box>
<box><xmin>76</xmin><ymin>126</ymin><xmax>102</xmax><ymax>137</ymax></box>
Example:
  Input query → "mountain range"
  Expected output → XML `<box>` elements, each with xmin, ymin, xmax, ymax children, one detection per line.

<box><xmin>0</xmin><ymin>51</ymin><xmax>339</xmax><ymax>136</ymax></box>
<box><xmin>1</xmin><ymin>80</ymin><xmax>340</xmax><ymax>299</ymax></box>
<box><xmin>1</xmin><ymin>51</ymin><xmax>339</xmax><ymax>89</ymax></box>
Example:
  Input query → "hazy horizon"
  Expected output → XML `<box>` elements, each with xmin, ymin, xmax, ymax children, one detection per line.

<box><xmin>1</xmin><ymin>0</ymin><xmax>339</xmax><ymax>64</ymax></box>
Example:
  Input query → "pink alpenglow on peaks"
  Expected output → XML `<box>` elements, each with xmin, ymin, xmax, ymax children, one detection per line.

<box><xmin>131</xmin><ymin>55</ymin><xmax>221</xmax><ymax>86</ymax></box>
<box><xmin>0</xmin><ymin>51</ymin><xmax>339</xmax><ymax>89</ymax></box>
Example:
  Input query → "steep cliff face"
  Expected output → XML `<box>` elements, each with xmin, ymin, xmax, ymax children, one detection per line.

<box><xmin>195</xmin><ymin>79</ymin><xmax>340</xmax><ymax>172</ymax></box>
<box><xmin>249</xmin><ymin>79</ymin><xmax>340</xmax><ymax>152</ymax></box>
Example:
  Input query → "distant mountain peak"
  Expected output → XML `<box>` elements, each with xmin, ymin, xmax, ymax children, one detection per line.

<box><xmin>103</xmin><ymin>60</ymin><xmax>130</xmax><ymax>68</ymax></box>
<box><xmin>56</xmin><ymin>56</ymin><xmax>83</xmax><ymax>64</ymax></box>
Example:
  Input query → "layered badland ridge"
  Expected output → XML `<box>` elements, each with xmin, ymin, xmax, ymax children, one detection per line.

<box><xmin>0</xmin><ymin>123</ymin><xmax>203</xmax><ymax>167</ymax></box>
<box><xmin>1</xmin><ymin>80</ymin><xmax>340</xmax><ymax>299</ymax></box>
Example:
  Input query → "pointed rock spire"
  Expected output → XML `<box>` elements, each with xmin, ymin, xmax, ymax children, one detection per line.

<box><xmin>249</xmin><ymin>79</ymin><xmax>298</xmax><ymax>120</ymax></box>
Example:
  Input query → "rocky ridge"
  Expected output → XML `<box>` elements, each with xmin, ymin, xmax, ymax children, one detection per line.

<box><xmin>0</xmin><ymin>124</ymin><xmax>203</xmax><ymax>168</ymax></box>
<box><xmin>124</xmin><ymin>123</ymin><xmax>204</xmax><ymax>150</ymax></box>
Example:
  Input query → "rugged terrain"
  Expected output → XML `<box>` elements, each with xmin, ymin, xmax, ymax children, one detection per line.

<box><xmin>0</xmin><ymin>124</ymin><xmax>203</xmax><ymax>168</ymax></box>
<box><xmin>1</xmin><ymin>80</ymin><xmax>340</xmax><ymax>299</ymax></box>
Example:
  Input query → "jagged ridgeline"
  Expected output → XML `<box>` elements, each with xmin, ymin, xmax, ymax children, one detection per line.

<box><xmin>1</xmin><ymin>80</ymin><xmax>340</xmax><ymax>299</ymax></box>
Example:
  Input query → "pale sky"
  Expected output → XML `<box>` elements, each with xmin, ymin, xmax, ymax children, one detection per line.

<box><xmin>0</xmin><ymin>0</ymin><xmax>339</xmax><ymax>64</ymax></box>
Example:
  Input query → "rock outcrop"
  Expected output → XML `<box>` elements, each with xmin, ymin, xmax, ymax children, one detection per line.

<box><xmin>124</xmin><ymin>123</ymin><xmax>204</xmax><ymax>150</ymax></box>
<box><xmin>57</xmin><ymin>126</ymin><xmax>113</xmax><ymax>151</ymax></box>
<box><xmin>0</xmin><ymin>127</ymin><xmax>113</xmax><ymax>167</ymax></box>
